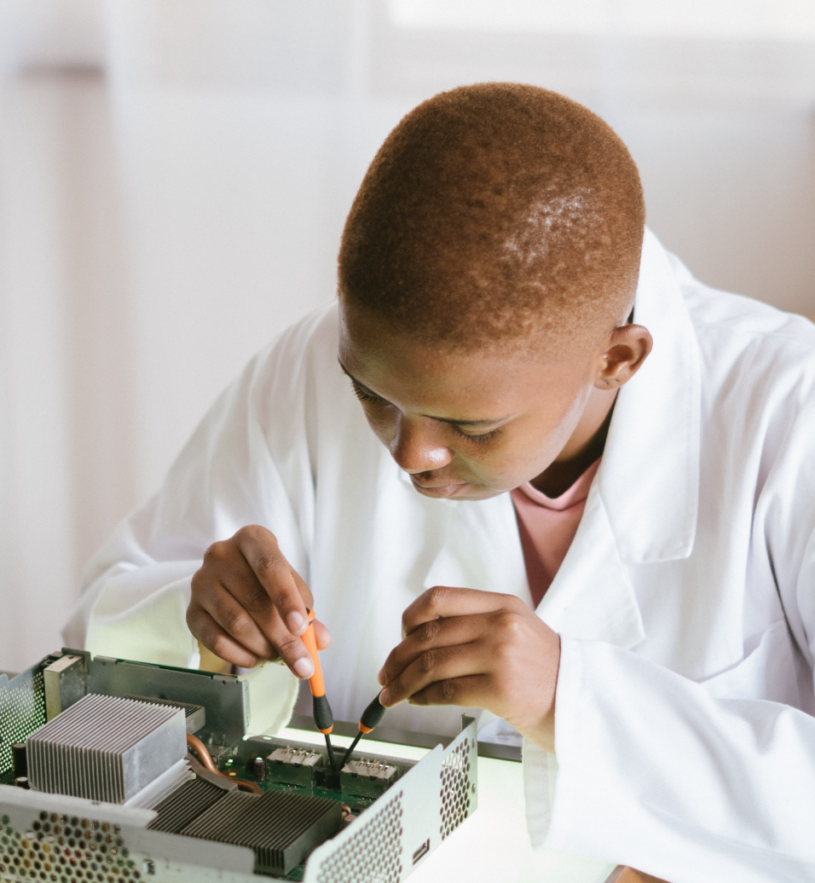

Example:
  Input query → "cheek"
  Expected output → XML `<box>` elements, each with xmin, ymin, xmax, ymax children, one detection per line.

<box><xmin>460</xmin><ymin>405</ymin><xmax>585</xmax><ymax>489</ymax></box>
<box><xmin>455</xmin><ymin>436</ymin><xmax>547</xmax><ymax>490</ymax></box>
<box><xmin>359</xmin><ymin>403</ymin><xmax>397</xmax><ymax>442</ymax></box>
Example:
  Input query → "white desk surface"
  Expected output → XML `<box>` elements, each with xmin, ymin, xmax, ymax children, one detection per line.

<box><xmin>277</xmin><ymin>725</ymin><xmax>615</xmax><ymax>883</ymax></box>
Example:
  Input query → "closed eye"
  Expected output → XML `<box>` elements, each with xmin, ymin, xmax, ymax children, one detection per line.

<box><xmin>450</xmin><ymin>425</ymin><xmax>501</xmax><ymax>444</ymax></box>
<box><xmin>349</xmin><ymin>378</ymin><xmax>386</xmax><ymax>405</ymax></box>
<box><xmin>347</xmin><ymin>371</ymin><xmax>502</xmax><ymax>443</ymax></box>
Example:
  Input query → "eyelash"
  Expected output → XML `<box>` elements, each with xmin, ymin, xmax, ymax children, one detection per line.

<box><xmin>350</xmin><ymin>381</ymin><xmax>501</xmax><ymax>445</ymax></box>
<box><xmin>453</xmin><ymin>426</ymin><xmax>501</xmax><ymax>444</ymax></box>
<box><xmin>351</xmin><ymin>384</ymin><xmax>382</xmax><ymax>405</ymax></box>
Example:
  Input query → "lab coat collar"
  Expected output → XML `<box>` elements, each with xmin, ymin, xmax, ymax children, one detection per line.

<box><xmin>415</xmin><ymin>477</ymin><xmax>647</xmax><ymax>650</ymax></box>
<box><xmin>599</xmin><ymin>228</ymin><xmax>701</xmax><ymax>564</ymax></box>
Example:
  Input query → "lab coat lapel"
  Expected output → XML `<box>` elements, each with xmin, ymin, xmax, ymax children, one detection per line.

<box><xmin>537</xmin><ymin>478</ymin><xmax>645</xmax><ymax>649</ymax></box>
<box><xmin>416</xmin><ymin>479</ymin><xmax>644</xmax><ymax>650</ymax></box>
<box><xmin>600</xmin><ymin>229</ymin><xmax>702</xmax><ymax>563</ymax></box>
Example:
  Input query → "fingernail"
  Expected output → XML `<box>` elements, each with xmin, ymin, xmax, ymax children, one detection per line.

<box><xmin>377</xmin><ymin>668</ymin><xmax>386</xmax><ymax>686</ymax></box>
<box><xmin>293</xmin><ymin>657</ymin><xmax>314</xmax><ymax>679</ymax></box>
<box><xmin>379</xmin><ymin>688</ymin><xmax>391</xmax><ymax>707</ymax></box>
<box><xmin>288</xmin><ymin>612</ymin><xmax>306</xmax><ymax>635</ymax></box>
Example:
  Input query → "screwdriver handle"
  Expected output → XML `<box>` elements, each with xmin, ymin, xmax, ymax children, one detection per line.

<box><xmin>358</xmin><ymin>693</ymin><xmax>386</xmax><ymax>734</ymax></box>
<box><xmin>301</xmin><ymin>609</ymin><xmax>334</xmax><ymax>735</ymax></box>
<box><xmin>300</xmin><ymin>609</ymin><xmax>326</xmax><ymax>697</ymax></box>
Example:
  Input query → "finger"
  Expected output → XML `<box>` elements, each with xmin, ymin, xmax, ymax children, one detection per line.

<box><xmin>212</xmin><ymin>552</ymin><xmax>280</xmax><ymax>637</ymax></box>
<box><xmin>206</xmin><ymin>549</ymin><xmax>318</xmax><ymax>677</ymax></box>
<box><xmin>314</xmin><ymin>619</ymin><xmax>332</xmax><ymax>651</ymax></box>
<box><xmin>402</xmin><ymin>586</ymin><xmax>522</xmax><ymax>637</ymax></box>
<box><xmin>195</xmin><ymin>581</ymin><xmax>277</xmax><ymax>661</ymax></box>
<box><xmin>198</xmin><ymin>539</ymin><xmax>283</xmax><ymax>646</ymax></box>
<box><xmin>380</xmin><ymin>640</ymin><xmax>487</xmax><ymax>708</ymax></box>
<box><xmin>221</xmin><ymin>598</ymin><xmax>314</xmax><ymax>680</ymax></box>
<box><xmin>187</xmin><ymin>605</ymin><xmax>260</xmax><ymax>669</ymax></box>
<box><xmin>291</xmin><ymin>569</ymin><xmax>315</xmax><ymax>611</ymax></box>
<box><xmin>379</xmin><ymin>613</ymin><xmax>491</xmax><ymax>687</ymax></box>
<box><xmin>235</xmin><ymin>525</ymin><xmax>310</xmax><ymax>635</ymax></box>
<box><xmin>207</xmin><ymin>568</ymin><xmax>316</xmax><ymax>678</ymax></box>
<box><xmin>407</xmin><ymin>674</ymin><xmax>492</xmax><ymax>709</ymax></box>
<box><xmin>265</xmin><ymin>615</ymin><xmax>315</xmax><ymax>679</ymax></box>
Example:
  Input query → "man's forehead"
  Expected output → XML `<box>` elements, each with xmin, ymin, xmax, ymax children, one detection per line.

<box><xmin>337</xmin><ymin>359</ymin><xmax>513</xmax><ymax>427</ymax></box>
<box><xmin>337</xmin><ymin>316</ymin><xmax>589</xmax><ymax>428</ymax></box>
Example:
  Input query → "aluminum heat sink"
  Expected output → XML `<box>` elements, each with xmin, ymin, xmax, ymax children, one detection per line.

<box><xmin>181</xmin><ymin>788</ymin><xmax>343</xmax><ymax>875</ymax></box>
<box><xmin>148</xmin><ymin>771</ymin><xmax>236</xmax><ymax>833</ymax></box>
<box><xmin>27</xmin><ymin>693</ymin><xmax>186</xmax><ymax>803</ymax></box>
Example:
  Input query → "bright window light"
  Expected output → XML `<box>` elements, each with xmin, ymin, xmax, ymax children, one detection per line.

<box><xmin>388</xmin><ymin>0</ymin><xmax>815</xmax><ymax>41</ymax></box>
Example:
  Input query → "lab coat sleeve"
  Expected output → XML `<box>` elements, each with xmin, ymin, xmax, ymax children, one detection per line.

<box><xmin>62</xmin><ymin>316</ymin><xmax>325</xmax><ymax>734</ymax></box>
<box><xmin>527</xmin><ymin>636</ymin><xmax>815</xmax><ymax>883</ymax></box>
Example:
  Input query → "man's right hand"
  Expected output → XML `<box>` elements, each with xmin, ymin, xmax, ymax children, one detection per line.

<box><xmin>187</xmin><ymin>525</ymin><xmax>331</xmax><ymax>677</ymax></box>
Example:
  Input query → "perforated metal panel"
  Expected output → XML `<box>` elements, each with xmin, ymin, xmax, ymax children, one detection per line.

<box><xmin>439</xmin><ymin>739</ymin><xmax>473</xmax><ymax>840</ymax></box>
<box><xmin>313</xmin><ymin>791</ymin><xmax>403</xmax><ymax>883</ymax></box>
<box><xmin>304</xmin><ymin>718</ymin><xmax>478</xmax><ymax>883</ymax></box>
<box><xmin>0</xmin><ymin>807</ymin><xmax>139</xmax><ymax>883</ymax></box>
<box><xmin>0</xmin><ymin>670</ymin><xmax>46</xmax><ymax>777</ymax></box>
<box><xmin>0</xmin><ymin>787</ymin><xmax>257</xmax><ymax>883</ymax></box>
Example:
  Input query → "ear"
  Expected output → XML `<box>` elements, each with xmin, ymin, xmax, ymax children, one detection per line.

<box><xmin>594</xmin><ymin>324</ymin><xmax>653</xmax><ymax>390</ymax></box>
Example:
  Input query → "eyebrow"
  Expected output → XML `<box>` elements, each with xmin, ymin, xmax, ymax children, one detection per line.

<box><xmin>338</xmin><ymin>360</ymin><xmax>509</xmax><ymax>427</ymax></box>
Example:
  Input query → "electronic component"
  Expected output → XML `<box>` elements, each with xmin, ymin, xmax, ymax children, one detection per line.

<box><xmin>267</xmin><ymin>745</ymin><xmax>323</xmax><ymax>787</ymax></box>
<box><xmin>148</xmin><ymin>770</ymin><xmax>236</xmax><ymax>833</ymax></box>
<box><xmin>10</xmin><ymin>743</ymin><xmax>26</xmax><ymax>779</ymax></box>
<box><xmin>340</xmin><ymin>758</ymin><xmax>399</xmax><ymax>798</ymax></box>
<box><xmin>43</xmin><ymin>654</ymin><xmax>86</xmax><ymax>721</ymax></box>
<box><xmin>27</xmin><ymin>693</ymin><xmax>186</xmax><ymax>803</ymax></box>
<box><xmin>0</xmin><ymin>648</ymin><xmax>479</xmax><ymax>882</ymax></box>
<box><xmin>251</xmin><ymin>756</ymin><xmax>266</xmax><ymax>781</ymax></box>
<box><xmin>124</xmin><ymin>694</ymin><xmax>206</xmax><ymax>734</ymax></box>
<box><xmin>181</xmin><ymin>788</ymin><xmax>343</xmax><ymax>875</ymax></box>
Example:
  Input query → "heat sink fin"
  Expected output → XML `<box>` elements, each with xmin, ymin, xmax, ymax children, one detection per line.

<box><xmin>148</xmin><ymin>774</ymin><xmax>234</xmax><ymax>833</ymax></box>
<box><xmin>26</xmin><ymin>693</ymin><xmax>186</xmax><ymax>803</ymax></box>
<box><xmin>180</xmin><ymin>788</ymin><xmax>343</xmax><ymax>875</ymax></box>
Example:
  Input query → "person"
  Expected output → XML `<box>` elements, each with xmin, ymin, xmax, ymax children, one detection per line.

<box><xmin>64</xmin><ymin>83</ymin><xmax>815</xmax><ymax>881</ymax></box>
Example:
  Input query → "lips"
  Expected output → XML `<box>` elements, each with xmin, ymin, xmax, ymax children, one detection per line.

<box><xmin>410</xmin><ymin>476</ymin><xmax>469</xmax><ymax>498</ymax></box>
<box><xmin>410</xmin><ymin>474</ymin><xmax>466</xmax><ymax>488</ymax></box>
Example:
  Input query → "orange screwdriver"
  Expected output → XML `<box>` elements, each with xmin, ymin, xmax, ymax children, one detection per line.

<box><xmin>300</xmin><ymin>608</ymin><xmax>337</xmax><ymax>769</ymax></box>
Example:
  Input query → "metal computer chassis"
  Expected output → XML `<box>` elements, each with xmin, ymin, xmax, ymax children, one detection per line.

<box><xmin>0</xmin><ymin>649</ymin><xmax>478</xmax><ymax>883</ymax></box>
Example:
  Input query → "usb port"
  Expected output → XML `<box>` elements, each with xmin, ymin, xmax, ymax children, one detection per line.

<box><xmin>412</xmin><ymin>839</ymin><xmax>430</xmax><ymax>865</ymax></box>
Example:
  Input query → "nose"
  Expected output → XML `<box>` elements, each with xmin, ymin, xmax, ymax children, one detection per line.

<box><xmin>388</xmin><ymin>415</ymin><xmax>452</xmax><ymax>474</ymax></box>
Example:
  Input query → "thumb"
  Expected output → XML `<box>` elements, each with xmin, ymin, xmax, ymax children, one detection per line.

<box><xmin>314</xmin><ymin>619</ymin><xmax>332</xmax><ymax>651</ymax></box>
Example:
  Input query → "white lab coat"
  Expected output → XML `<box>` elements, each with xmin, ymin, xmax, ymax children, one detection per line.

<box><xmin>65</xmin><ymin>230</ymin><xmax>815</xmax><ymax>882</ymax></box>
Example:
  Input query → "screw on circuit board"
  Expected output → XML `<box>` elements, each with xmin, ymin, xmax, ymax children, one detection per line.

<box><xmin>252</xmin><ymin>757</ymin><xmax>267</xmax><ymax>781</ymax></box>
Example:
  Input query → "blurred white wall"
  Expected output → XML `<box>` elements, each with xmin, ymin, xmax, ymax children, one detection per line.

<box><xmin>1</xmin><ymin>0</ymin><xmax>814</xmax><ymax>672</ymax></box>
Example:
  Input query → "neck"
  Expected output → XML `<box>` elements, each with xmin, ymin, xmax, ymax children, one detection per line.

<box><xmin>530</xmin><ymin>386</ymin><xmax>617</xmax><ymax>497</ymax></box>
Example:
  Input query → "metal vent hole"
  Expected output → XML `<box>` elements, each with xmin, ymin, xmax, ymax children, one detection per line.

<box><xmin>439</xmin><ymin>743</ymin><xmax>471</xmax><ymax>840</ymax></box>
<box><xmin>314</xmin><ymin>790</ymin><xmax>403</xmax><ymax>883</ymax></box>
<box><xmin>0</xmin><ymin>811</ymin><xmax>137</xmax><ymax>883</ymax></box>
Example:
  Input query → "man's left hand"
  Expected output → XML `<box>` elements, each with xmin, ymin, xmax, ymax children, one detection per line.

<box><xmin>378</xmin><ymin>586</ymin><xmax>561</xmax><ymax>753</ymax></box>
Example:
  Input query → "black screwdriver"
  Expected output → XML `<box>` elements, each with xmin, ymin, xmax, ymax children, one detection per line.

<box><xmin>340</xmin><ymin>692</ymin><xmax>387</xmax><ymax>769</ymax></box>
